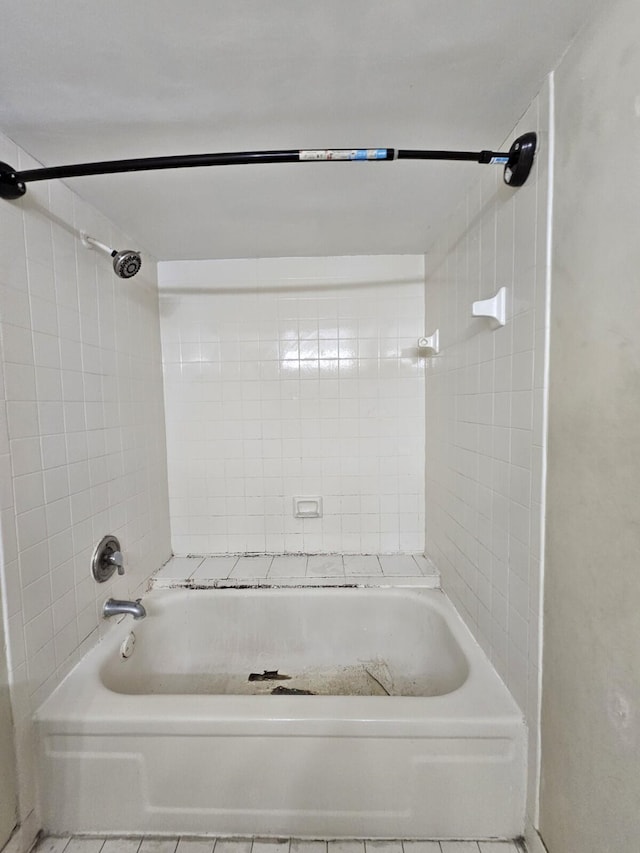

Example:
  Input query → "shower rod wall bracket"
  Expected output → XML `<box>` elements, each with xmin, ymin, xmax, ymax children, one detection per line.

<box><xmin>503</xmin><ymin>132</ymin><xmax>537</xmax><ymax>187</ymax></box>
<box><xmin>0</xmin><ymin>162</ymin><xmax>27</xmax><ymax>199</ymax></box>
<box><xmin>0</xmin><ymin>133</ymin><xmax>537</xmax><ymax>200</ymax></box>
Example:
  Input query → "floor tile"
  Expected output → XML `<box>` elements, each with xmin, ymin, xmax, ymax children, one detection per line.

<box><xmin>35</xmin><ymin>839</ymin><xmax>71</xmax><ymax>853</ymax></box>
<box><xmin>213</xmin><ymin>842</ymin><xmax>252</xmax><ymax>853</ymax></box>
<box><xmin>101</xmin><ymin>842</ymin><xmax>142</xmax><ymax>853</ymax></box>
<box><xmin>412</xmin><ymin>554</ymin><xmax>439</xmax><ymax>576</ymax></box>
<box><xmin>269</xmin><ymin>555</ymin><xmax>308</xmax><ymax>577</ymax></box>
<box><xmin>252</xmin><ymin>842</ymin><xmax>290</xmax><ymax>853</ymax></box>
<box><xmin>191</xmin><ymin>556</ymin><xmax>237</xmax><ymax>579</ymax></box>
<box><xmin>290</xmin><ymin>575</ymin><xmax>345</xmax><ymax>586</ymax></box>
<box><xmin>138</xmin><ymin>840</ymin><xmax>178</xmax><ymax>853</ymax></box>
<box><xmin>327</xmin><ymin>843</ymin><xmax>365</xmax><ymax>853</ymax></box>
<box><xmin>365</xmin><ymin>843</ymin><xmax>403</xmax><ymax>853</ymax></box>
<box><xmin>230</xmin><ymin>556</ymin><xmax>273</xmax><ymax>577</ymax></box>
<box><xmin>151</xmin><ymin>552</ymin><xmax>442</xmax><ymax>587</ymax></box>
<box><xmin>155</xmin><ymin>556</ymin><xmax>204</xmax><ymax>579</ymax></box>
<box><xmin>290</xmin><ymin>843</ymin><xmax>326</xmax><ymax>853</ymax></box>
<box><xmin>342</xmin><ymin>575</ymin><xmax>388</xmax><ymax>585</ymax></box>
<box><xmin>176</xmin><ymin>841</ymin><xmax>215</xmax><ymax>853</ymax></box>
<box><xmin>309</xmin><ymin>575</ymin><xmax>345</xmax><ymax>584</ymax></box>
<box><xmin>306</xmin><ymin>555</ymin><xmax>344</xmax><ymax>576</ymax></box>
<box><xmin>35</xmin><ymin>839</ymin><xmax>514</xmax><ymax>853</ymax></box>
<box><xmin>64</xmin><ymin>841</ymin><xmax>105</xmax><ymax>853</ymax></box>
<box><xmin>343</xmin><ymin>555</ymin><xmax>382</xmax><ymax>575</ymax></box>
<box><xmin>379</xmin><ymin>555</ymin><xmax>419</xmax><ymax>575</ymax></box>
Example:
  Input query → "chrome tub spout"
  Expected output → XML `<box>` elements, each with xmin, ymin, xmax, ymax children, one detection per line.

<box><xmin>103</xmin><ymin>598</ymin><xmax>146</xmax><ymax>620</ymax></box>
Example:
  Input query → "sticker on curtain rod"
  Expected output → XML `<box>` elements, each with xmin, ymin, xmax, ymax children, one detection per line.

<box><xmin>299</xmin><ymin>149</ymin><xmax>387</xmax><ymax>161</ymax></box>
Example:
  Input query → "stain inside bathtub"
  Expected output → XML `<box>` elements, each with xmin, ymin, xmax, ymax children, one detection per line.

<box><xmin>248</xmin><ymin>670</ymin><xmax>292</xmax><ymax>681</ymax></box>
<box><xmin>120</xmin><ymin>660</ymin><xmax>405</xmax><ymax>696</ymax></box>
<box><xmin>271</xmin><ymin>686</ymin><xmax>315</xmax><ymax>695</ymax></box>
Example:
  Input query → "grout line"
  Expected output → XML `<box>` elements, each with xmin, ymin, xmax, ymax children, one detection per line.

<box><xmin>227</xmin><ymin>556</ymin><xmax>240</xmax><ymax>577</ymax></box>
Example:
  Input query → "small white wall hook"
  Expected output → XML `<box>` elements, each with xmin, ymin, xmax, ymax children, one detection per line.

<box><xmin>472</xmin><ymin>287</ymin><xmax>506</xmax><ymax>326</ymax></box>
<box><xmin>418</xmin><ymin>329</ymin><xmax>440</xmax><ymax>354</ymax></box>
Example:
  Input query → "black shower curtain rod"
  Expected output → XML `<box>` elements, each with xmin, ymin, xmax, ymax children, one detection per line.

<box><xmin>0</xmin><ymin>132</ymin><xmax>536</xmax><ymax>200</ymax></box>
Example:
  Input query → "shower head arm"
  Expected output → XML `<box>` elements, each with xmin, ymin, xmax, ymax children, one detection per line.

<box><xmin>0</xmin><ymin>133</ymin><xmax>536</xmax><ymax>200</ymax></box>
<box><xmin>80</xmin><ymin>232</ymin><xmax>114</xmax><ymax>257</ymax></box>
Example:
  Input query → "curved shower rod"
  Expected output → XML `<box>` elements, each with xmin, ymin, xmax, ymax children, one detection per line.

<box><xmin>0</xmin><ymin>132</ymin><xmax>536</xmax><ymax>200</ymax></box>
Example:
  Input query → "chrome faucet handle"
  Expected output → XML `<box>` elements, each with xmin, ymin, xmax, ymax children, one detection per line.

<box><xmin>92</xmin><ymin>535</ymin><xmax>125</xmax><ymax>583</ymax></box>
<box><xmin>107</xmin><ymin>549</ymin><xmax>125</xmax><ymax>575</ymax></box>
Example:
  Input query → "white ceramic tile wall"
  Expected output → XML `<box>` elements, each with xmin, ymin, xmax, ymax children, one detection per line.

<box><xmin>423</xmin><ymin>84</ymin><xmax>550</xmax><ymax>823</ymax></box>
<box><xmin>158</xmin><ymin>255</ymin><xmax>425</xmax><ymax>555</ymax></box>
<box><xmin>0</xmin><ymin>130</ymin><xmax>171</xmax><ymax>829</ymax></box>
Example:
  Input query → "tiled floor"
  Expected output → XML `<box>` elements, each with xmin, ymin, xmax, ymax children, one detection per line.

<box><xmin>152</xmin><ymin>554</ymin><xmax>440</xmax><ymax>588</ymax></box>
<box><xmin>35</xmin><ymin>838</ymin><xmax>523</xmax><ymax>853</ymax></box>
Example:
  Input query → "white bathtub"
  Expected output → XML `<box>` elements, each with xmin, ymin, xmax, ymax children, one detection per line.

<box><xmin>35</xmin><ymin>587</ymin><xmax>526</xmax><ymax>839</ymax></box>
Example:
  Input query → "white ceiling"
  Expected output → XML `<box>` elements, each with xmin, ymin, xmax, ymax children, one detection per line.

<box><xmin>0</xmin><ymin>1</ymin><xmax>599</xmax><ymax>260</ymax></box>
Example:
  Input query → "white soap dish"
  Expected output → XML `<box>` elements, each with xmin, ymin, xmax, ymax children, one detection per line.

<box><xmin>418</xmin><ymin>329</ymin><xmax>440</xmax><ymax>354</ymax></box>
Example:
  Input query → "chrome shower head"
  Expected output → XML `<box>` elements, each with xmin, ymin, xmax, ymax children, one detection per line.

<box><xmin>81</xmin><ymin>232</ymin><xmax>142</xmax><ymax>279</ymax></box>
<box><xmin>112</xmin><ymin>249</ymin><xmax>142</xmax><ymax>279</ymax></box>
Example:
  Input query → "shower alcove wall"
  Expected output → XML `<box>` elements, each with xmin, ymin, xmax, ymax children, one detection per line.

<box><xmin>158</xmin><ymin>254</ymin><xmax>426</xmax><ymax>557</ymax></box>
<box><xmin>0</xmin><ymin>129</ymin><xmax>172</xmax><ymax>852</ymax></box>
<box><xmin>424</xmin><ymin>84</ymin><xmax>551</xmax><ymax>833</ymax></box>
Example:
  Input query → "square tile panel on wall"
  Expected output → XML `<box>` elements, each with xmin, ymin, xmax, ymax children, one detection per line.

<box><xmin>158</xmin><ymin>255</ymin><xmax>425</xmax><ymax>556</ymax></box>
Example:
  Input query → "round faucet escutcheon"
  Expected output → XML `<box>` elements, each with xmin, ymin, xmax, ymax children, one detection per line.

<box><xmin>91</xmin><ymin>535</ymin><xmax>125</xmax><ymax>583</ymax></box>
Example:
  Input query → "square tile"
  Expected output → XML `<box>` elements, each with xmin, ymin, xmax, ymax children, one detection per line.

<box><xmin>35</xmin><ymin>839</ymin><xmax>72</xmax><ymax>853</ymax></box>
<box><xmin>269</xmin><ymin>555</ymin><xmax>307</xmax><ymax>577</ymax></box>
<box><xmin>327</xmin><ymin>844</ymin><xmax>365</xmax><ymax>853</ymax></box>
<box><xmin>64</xmin><ymin>841</ymin><xmax>105</xmax><ymax>853</ymax></box>
<box><xmin>101</xmin><ymin>842</ymin><xmax>142</xmax><ymax>853</ymax></box>
<box><xmin>290</xmin><ymin>843</ymin><xmax>326</xmax><ymax>853</ymax></box>
<box><xmin>379</xmin><ymin>555</ymin><xmax>418</xmax><ymax>576</ymax></box>
<box><xmin>139</xmin><ymin>841</ymin><xmax>178</xmax><ymax>853</ymax></box>
<box><xmin>155</xmin><ymin>556</ymin><xmax>204</xmax><ymax>579</ymax></box>
<box><xmin>412</xmin><ymin>555</ymin><xmax>439</xmax><ymax>576</ymax></box>
<box><xmin>343</xmin><ymin>555</ymin><xmax>381</xmax><ymax>575</ymax></box>
<box><xmin>440</xmin><ymin>845</ymin><xmax>480</xmax><ymax>853</ymax></box>
<box><xmin>252</xmin><ymin>842</ymin><xmax>289</xmax><ymax>853</ymax></box>
<box><xmin>365</xmin><ymin>844</ymin><xmax>403</xmax><ymax>853</ymax></box>
<box><xmin>306</xmin><ymin>555</ymin><xmax>344</xmax><ymax>577</ymax></box>
<box><xmin>230</xmin><ymin>555</ymin><xmax>273</xmax><ymax>578</ymax></box>
<box><xmin>213</xmin><ymin>844</ymin><xmax>251</xmax><ymax>853</ymax></box>
<box><xmin>176</xmin><ymin>842</ymin><xmax>214</xmax><ymax>853</ymax></box>
<box><xmin>191</xmin><ymin>556</ymin><xmax>237</xmax><ymax>579</ymax></box>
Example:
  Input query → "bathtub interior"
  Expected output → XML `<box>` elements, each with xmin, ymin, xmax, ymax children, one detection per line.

<box><xmin>99</xmin><ymin>588</ymin><xmax>470</xmax><ymax>697</ymax></box>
